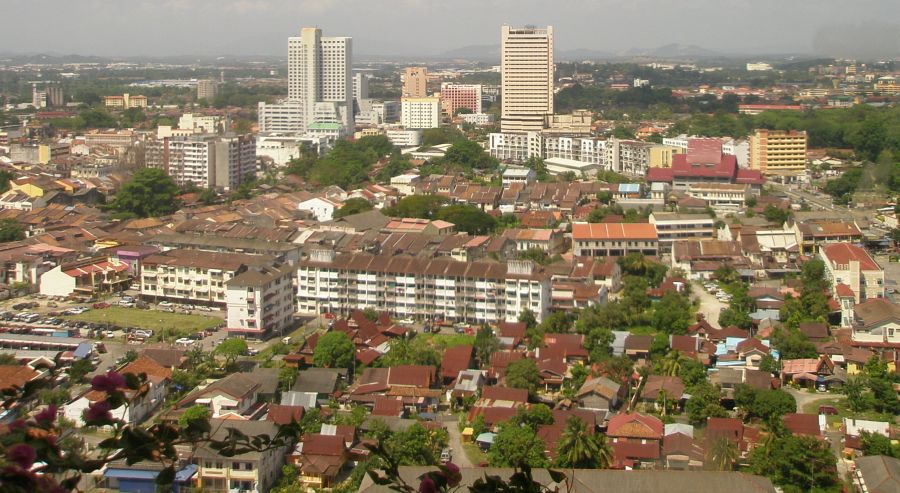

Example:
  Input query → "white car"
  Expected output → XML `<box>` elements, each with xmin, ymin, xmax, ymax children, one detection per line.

<box><xmin>133</xmin><ymin>329</ymin><xmax>153</xmax><ymax>339</ymax></box>
<box><xmin>118</xmin><ymin>300</ymin><xmax>134</xmax><ymax>307</ymax></box>
<box><xmin>158</xmin><ymin>301</ymin><xmax>173</xmax><ymax>307</ymax></box>
<box><xmin>399</xmin><ymin>318</ymin><xmax>415</xmax><ymax>325</ymax></box>
<box><xmin>175</xmin><ymin>337</ymin><xmax>194</xmax><ymax>346</ymax></box>
<box><xmin>195</xmin><ymin>306</ymin><xmax>212</xmax><ymax>312</ymax></box>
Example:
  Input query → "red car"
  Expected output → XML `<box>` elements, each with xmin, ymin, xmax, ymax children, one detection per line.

<box><xmin>323</xmin><ymin>312</ymin><xmax>336</xmax><ymax>319</ymax></box>
<box><xmin>93</xmin><ymin>302</ymin><xmax>110</xmax><ymax>309</ymax></box>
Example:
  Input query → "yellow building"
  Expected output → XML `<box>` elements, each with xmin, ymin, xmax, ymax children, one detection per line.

<box><xmin>104</xmin><ymin>93</ymin><xmax>148</xmax><ymax>109</ymax></box>
<box><xmin>874</xmin><ymin>76</ymin><xmax>899</xmax><ymax>95</ymax></box>
<box><xmin>749</xmin><ymin>129</ymin><xmax>807</xmax><ymax>178</ymax></box>
<box><xmin>648</xmin><ymin>145</ymin><xmax>684</xmax><ymax>168</ymax></box>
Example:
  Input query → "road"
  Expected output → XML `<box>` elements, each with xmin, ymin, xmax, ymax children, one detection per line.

<box><xmin>692</xmin><ymin>281</ymin><xmax>725</xmax><ymax>327</ymax></box>
<box><xmin>441</xmin><ymin>415</ymin><xmax>474</xmax><ymax>467</ymax></box>
<box><xmin>771</xmin><ymin>184</ymin><xmax>837</xmax><ymax>211</ymax></box>
<box><xmin>783</xmin><ymin>388</ymin><xmax>851</xmax><ymax>478</ymax></box>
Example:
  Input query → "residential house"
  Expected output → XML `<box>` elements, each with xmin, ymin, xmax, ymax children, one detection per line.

<box><xmin>706</xmin><ymin>417</ymin><xmax>759</xmax><ymax>457</ymax></box>
<box><xmin>850</xmin><ymin>298</ymin><xmax>900</xmax><ymax>350</ymax></box>
<box><xmin>293</xmin><ymin>433</ymin><xmax>350</xmax><ymax>488</ymax></box>
<box><xmin>606</xmin><ymin>413</ymin><xmax>664</xmax><ymax>469</ymax></box>
<box><xmin>441</xmin><ymin>345</ymin><xmax>475</xmax><ymax>385</ymax></box>
<box><xmin>39</xmin><ymin>257</ymin><xmax>131</xmax><ymax>297</ymax></box>
<box><xmin>193</xmin><ymin>419</ymin><xmax>289</xmax><ymax>493</ymax></box>
<box><xmin>782</xmin><ymin>413</ymin><xmax>823</xmax><ymax>438</ymax></box>
<box><xmin>176</xmin><ymin>372</ymin><xmax>264</xmax><ymax>419</ymax></box>
<box><xmin>791</xmin><ymin>220</ymin><xmax>863</xmax><ymax>255</ymax></box>
<box><xmin>576</xmin><ymin>376</ymin><xmax>623</xmax><ymax>415</ymax></box>
<box><xmin>852</xmin><ymin>455</ymin><xmax>900</xmax><ymax>493</ymax></box>
<box><xmin>639</xmin><ymin>376</ymin><xmax>685</xmax><ymax>411</ymax></box>
<box><xmin>502</xmin><ymin>228</ymin><xmax>566</xmax><ymax>254</ymax></box>
<box><xmin>780</xmin><ymin>356</ymin><xmax>835</xmax><ymax>388</ymax></box>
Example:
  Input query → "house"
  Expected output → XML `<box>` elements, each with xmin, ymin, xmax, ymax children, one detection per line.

<box><xmin>176</xmin><ymin>372</ymin><xmax>263</xmax><ymax>418</ymax></box>
<box><xmin>606</xmin><ymin>413</ymin><xmax>664</xmax><ymax>469</ymax></box>
<box><xmin>624</xmin><ymin>335</ymin><xmax>652</xmax><ymax>360</ymax></box>
<box><xmin>293</xmin><ymin>433</ymin><xmax>351</xmax><ymax>488</ymax></box>
<box><xmin>476</xmin><ymin>386</ymin><xmax>529</xmax><ymax>409</ymax></box>
<box><xmin>571</xmin><ymin>223</ymin><xmax>659</xmax><ymax>257</ymax></box>
<box><xmin>502</xmin><ymin>228</ymin><xmax>566</xmax><ymax>254</ymax></box>
<box><xmin>441</xmin><ymin>345</ymin><xmax>475</xmax><ymax>385</ymax></box>
<box><xmin>662</xmin><ymin>432</ymin><xmax>705</xmax><ymax>470</ymax></box>
<box><xmin>576</xmin><ymin>376</ymin><xmax>623</xmax><ymax>414</ymax></box>
<box><xmin>782</xmin><ymin>413</ymin><xmax>823</xmax><ymax>438</ymax></box>
<box><xmin>820</xmin><ymin>243</ymin><xmax>884</xmax><ymax>304</ymax></box>
<box><xmin>844</xmin><ymin>418</ymin><xmax>892</xmax><ymax>452</ymax></box>
<box><xmin>371</xmin><ymin>396</ymin><xmax>405</xmax><ymax>418</ymax></box>
<box><xmin>193</xmin><ymin>419</ymin><xmax>290</xmax><ymax>493</ymax></box>
<box><xmin>298</xmin><ymin>196</ymin><xmax>342</xmax><ymax>222</ymax></box>
<box><xmin>852</xmin><ymin>455</ymin><xmax>900</xmax><ymax>493</ymax></box>
<box><xmin>292</xmin><ymin>368</ymin><xmax>342</xmax><ymax>403</ymax></box>
<box><xmin>791</xmin><ymin>220</ymin><xmax>863</xmax><ymax>255</ymax></box>
<box><xmin>798</xmin><ymin>322</ymin><xmax>830</xmax><ymax>341</ymax></box>
<box><xmin>450</xmin><ymin>369</ymin><xmax>486</xmax><ymax>400</ymax></box>
<box><xmin>39</xmin><ymin>256</ymin><xmax>131</xmax><ymax>297</ymax></box>
<box><xmin>64</xmin><ymin>356</ymin><xmax>171</xmax><ymax>427</ymax></box>
<box><xmin>706</xmin><ymin>417</ymin><xmax>758</xmax><ymax>455</ymax></box>
<box><xmin>496</xmin><ymin>322</ymin><xmax>526</xmax><ymax>349</ymax></box>
<box><xmin>101</xmin><ymin>459</ymin><xmax>197</xmax><ymax>493</ymax></box>
<box><xmin>267</xmin><ymin>404</ymin><xmax>305</xmax><ymax>425</ymax></box>
<box><xmin>850</xmin><ymin>298</ymin><xmax>900</xmax><ymax>350</ymax></box>
<box><xmin>781</xmin><ymin>356</ymin><xmax>835</xmax><ymax>388</ymax></box>
<box><xmin>639</xmin><ymin>376</ymin><xmax>685</xmax><ymax>409</ymax></box>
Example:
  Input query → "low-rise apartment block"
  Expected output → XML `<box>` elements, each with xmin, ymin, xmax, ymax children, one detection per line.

<box><xmin>749</xmin><ymin>129</ymin><xmax>808</xmax><ymax>178</ymax></box>
<box><xmin>146</xmin><ymin>133</ymin><xmax>256</xmax><ymax>191</ymax></box>
<box><xmin>297</xmin><ymin>250</ymin><xmax>550</xmax><ymax>324</ymax></box>
<box><xmin>225</xmin><ymin>263</ymin><xmax>297</xmax><ymax>339</ymax></box>
<box><xmin>140</xmin><ymin>250</ymin><xmax>276</xmax><ymax>307</ymax></box>
<box><xmin>571</xmin><ymin>223</ymin><xmax>659</xmax><ymax>257</ymax></box>
<box><xmin>819</xmin><ymin>243</ymin><xmax>884</xmax><ymax>304</ymax></box>
<box><xmin>649</xmin><ymin>213</ymin><xmax>715</xmax><ymax>252</ymax></box>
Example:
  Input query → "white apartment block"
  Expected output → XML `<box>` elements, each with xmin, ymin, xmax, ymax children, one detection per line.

<box><xmin>686</xmin><ymin>183</ymin><xmax>748</xmax><ymax>211</ymax></box>
<box><xmin>501</xmin><ymin>25</ymin><xmax>554</xmax><ymax>133</ymax></box>
<box><xmin>353</xmin><ymin>72</ymin><xmax>369</xmax><ymax>102</ymax></box>
<box><xmin>178</xmin><ymin>113</ymin><xmax>221</xmax><ymax>134</ymax></box>
<box><xmin>459</xmin><ymin>113</ymin><xmax>494</xmax><ymax>125</ymax></box>
<box><xmin>401</xmin><ymin>97</ymin><xmax>441</xmax><ymax>129</ymax></box>
<box><xmin>256</xmin><ymin>133</ymin><xmax>326</xmax><ymax>166</ymax></box>
<box><xmin>357</xmin><ymin>99</ymin><xmax>400</xmax><ymax>125</ymax></box>
<box><xmin>297</xmin><ymin>250</ymin><xmax>550</xmax><ymax>324</ymax></box>
<box><xmin>385</xmin><ymin>129</ymin><xmax>423</xmax><ymax>147</ymax></box>
<box><xmin>648</xmin><ymin>213</ymin><xmax>715</xmax><ymax>252</ymax></box>
<box><xmin>146</xmin><ymin>134</ymin><xmax>256</xmax><ymax>191</ymax></box>
<box><xmin>257</xmin><ymin>101</ymin><xmax>306</xmax><ymax>133</ymax></box>
<box><xmin>139</xmin><ymin>250</ymin><xmax>275</xmax><ymax>307</ymax></box>
<box><xmin>819</xmin><ymin>243</ymin><xmax>885</xmax><ymax>304</ymax></box>
<box><xmin>225</xmin><ymin>263</ymin><xmax>296</xmax><ymax>339</ymax></box>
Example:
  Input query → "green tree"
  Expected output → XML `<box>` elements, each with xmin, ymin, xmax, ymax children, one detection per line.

<box><xmin>555</xmin><ymin>417</ymin><xmax>612</xmax><ymax>469</ymax></box>
<box><xmin>435</xmin><ymin>204</ymin><xmax>497</xmax><ymax>234</ymax></box>
<box><xmin>334</xmin><ymin>198</ymin><xmax>374</xmax><ymax>219</ymax></box>
<box><xmin>382</xmin><ymin>195</ymin><xmax>448</xmax><ymax>219</ymax></box>
<box><xmin>442</xmin><ymin>140</ymin><xmax>498</xmax><ymax>170</ymax></box>
<box><xmin>106</xmin><ymin>168</ymin><xmax>181</xmax><ymax>218</ymax></box>
<box><xmin>488</xmin><ymin>423</ymin><xmax>549</xmax><ymax>467</ymax></box>
<box><xmin>860</xmin><ymin>431</ymin><xmax>900</xmax><ymax>458</ymax></box>
<box><xmin>762</xmin><ymin>205</ymin><xmax>790</xmax><ymax>225</ymax></box>
<box><xmin>684</xmin><ymin>381</ymin><xmax>726</xmax><ymax>425</ymax></box>
<box><xmin>519</xmin><ymin>309</ymin><xmax>537</xmax><ymax>329</ymax></box>
<box><xmin>513</xmin><ymin>404</ymin><xmax>554</xmax><ymax>428</ymax></box>
<box><xmin>0</xmin><ymin>170</ymin><xmax>14</xmax><ymax>193</ymax></box>
<box><xmin>659</xmin><ymin>350</ymin><xmax>688</xmax><ymax>377</ymax></box>
<box><xmin>279</xmin><ymin>366</ymin><xmax>299</xmax><ymax>392</ymax></box>
<box><xmin>67</xmin><ymin>359</ymin><xmax>94</xmax><ymax>384</ymax></box>
<box><xmin>214</xmin><ymin>338</ymin><xmax>248</xmax><ymax>368</ymax></box>
<box><xmin>384</xmin><ymin>423</ymin><xmax>448</xmax><ymax>465</ymax></box>
<box><xmin>651</xmin><ymin>292</ymin><xmax>693</xmax><ymax>335</ymax></box>
<box><xmin>504</xmin><ymin>359</ymin><xmax>542</xmax><ymax>395</ymax></box>
<box><xmin>198</xmin><ymin>188</ymin><xmax>218</xmax><ymax>205</ymax></box>
<box><xmin>0</xmin><ymin>219</ymin><xmax>25</xmax><ymax>243</ymax></box>
<box><xmin>707</xmin><ymin>437</ymin><xmax>739</xmax><ymax>471</ymax></box>
<box><xmin>718</xmin><ymin>308</ymin><xmax>753</xmax><ymax>330</ymax></box>
<box><xmin>378</xmin><ymin>337</ymin><xmax>441</xmax><ymax>368</ymax></box>
<box><xmin>313</xmin><ymin>331</ymin><xmax>355</xmax><ymax>370</ymax></box>
<box><xmin>474</xmin><ymin>326</ymin><xmax>499</xmax><ymax>367</ymax></box>
<box><xmin>748</xmin><ymin>434</ymin><xmax>839</xmax><ymax>493</ymax></box>
<box><xmin>178</xmin><ymin>405</ymin><xmax>210</xmax><ymax>427</ymax></box>
<box><xmin>518</xmin><ymin>247</ymin><xmax>550</xmax><ymax>265</ymax></box>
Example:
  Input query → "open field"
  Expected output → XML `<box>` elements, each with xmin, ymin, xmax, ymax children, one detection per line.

<box><xmin>63</xmin><ymin>307</ymin><xmax>223</xmax><ymax>333</ymax></box>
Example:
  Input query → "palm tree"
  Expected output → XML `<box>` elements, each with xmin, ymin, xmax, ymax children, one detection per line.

<box><xmin>707</xmin><ymin>437</ymin><xmax>739</xmax><ymax>471</ymax></box>
<box><xmin>656</xmin><ymin>389</ymin><xmax>670</xmax><ymax>416</ymax></box>
<box><xmin>555</xmin><ymin>417</ymin><xmax>602</xmax><ymax>468</ymax></box>
<box><xmin>594</xmin><ymin>433</ymin><xmax>614</xmax><ymax>470</ymax></box>
<box><xmin>621</xmin><ymin>253</ymin><xmax>651</xmax><ymax>276</ymax></box>
<box><xmin>661</xmin><ymin>350</ymin><xmax>686</xmax><ymax>377</ymax></box>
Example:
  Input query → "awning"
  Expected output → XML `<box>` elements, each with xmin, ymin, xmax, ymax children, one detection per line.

<box><xmin>476</xmin><ymin>432</ymin><xmax>496</xmax><ymax>444</ymax></box>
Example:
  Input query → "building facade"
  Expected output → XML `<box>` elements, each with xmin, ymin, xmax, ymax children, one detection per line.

<box><xmin>819</xmin><ymin>243</ymin><xmax>885</xmax><ymax>304</ymax></box>
<box><xmin>500</xmin><ymin>25</ymin><xmax>554</xmax><ymax>133</ymax></box>
<box><xmin>749</xmin><ymin>129</ymin><xmax>808</xmax><ymax>178</ymax></box>
<box><xmin>440</xmin><ymin>83</ymin><xmax>482</xmax><ymax>115</ymax></box>
<box><xmin>401</xmin><ymin>97</ymin><xmax>441</xmax><ymax>129</ymax></box>
<box><xmin>285</xmin><ymin>27</ymin><xmax>353</xmax><ymax>134</ymax></box>
<box><xmin>146</xmin><ymin>134</ymin><xmax>256</xmax><ymax>191</ymax></box>
<box><xmin>297</xmin><ymin>250</ymin><xmax>551</xmax><ymax>324</ymax></box>
<box><xmin>402</xmin><ymin>67</ymin><xmax>428</xmax><ymax>98</ymax></box>
<box><xmin>649</xmin><ymin>213</ymin><xmax>715</xmax><ymax>252</ymax></box>
<box><xmin>197</xmin><ymin>80</ymin><xmax>219</xmax><ymax>100</ymax></box>
<box><xmin>225</xmin><ymin>263</ymin><xmax>296</xmax><ymax>339</ymax></box>
<box><xmin>571</xmin><ymin>223</ymin><xmax>659</xmax><ymax>257</ymax></box>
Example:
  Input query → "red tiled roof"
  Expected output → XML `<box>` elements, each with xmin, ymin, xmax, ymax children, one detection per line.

<box><xmin>481</xmin><ymin>386</ymin><xmax>528</xmax><ymax>403</ymax></box>
<box><xmin>441</xmin><ymin>345</ymin><xmax>474</xmax><ymax>380</ymax></box>
<box><xmin>387</xmin><ymin>365</ymin><xmax>435</xmax><ymax>388</ymax></box>
<box><xmin>267</xmin><ymin>404</ymin><xmax>304</xmax><ymax>425</ymax></box>
<box><xmin>0</xmin><ymin>365</ymin><xmax>39</xmax><ymax>391</ymax></box>
<box><xmin>301</xmin><ymin>433</ymin><xmax>346</xmax><ymax>456</ymax></box>
<box><xmin>371</xmin><ymin>397</ymin><xmax>404</xmax><ymax>417</ymax></box>
<box><xmin>783</xmin><ymin>413</ymin><xmax>822</xmax><ymax>437</ymax></box>
<box><xmin>821</xmin><ymin>243</ymin><xmax>880</xmax><ymax>271</ymax></box>
<box><xmin>571</xmin><ymin>222</ymin><xmax>658</xmax><ymax>241</ymax></box>
<box><xmin>835</xmin><ymin>283</ymin><xmax>855</xmax><ymax>298</ymax></box>
<box><xmin>607</xmin><ymin>413</ymin><xmax>664</xmax><ymax>439</ymax></box>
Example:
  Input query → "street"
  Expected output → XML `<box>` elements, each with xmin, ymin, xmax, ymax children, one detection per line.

<box><xmin>692</xmin><ymin>281</ymin><xmax>726</xmax><ymax>327</ymax></box>
<box><xmin>441</xmin><ymin>415</ymin><xmax>474</xmax><ymax>468</ymax></box>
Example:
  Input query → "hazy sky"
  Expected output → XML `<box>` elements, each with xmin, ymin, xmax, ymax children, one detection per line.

<box><xmin>2</xmin><ymin>0</ymin><xmax>898</xmax><ymax>58</ymax></box>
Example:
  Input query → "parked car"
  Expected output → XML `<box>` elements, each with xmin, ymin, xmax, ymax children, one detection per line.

<box><xmin>818</xmin><ymin>405</ymin><xmax>838</xmax><ymax>415</ymax></box>
<box><xmin>399</xmin><ymin>318</ymin><xmax>415</xmax><ymax>325</ymax></box>
<box><xmin>196</xmin><ymin>305</ymin><xmax>212</xmax><ymax>312</ymax></box>
<box><xmin>133</xmin><ymin>329</ymin><xmax>153</xmax><ymax>339</ymax></box>
<box><xmin>158</xmin><ymin>301</ymin><xmax>173</xmax><ymax>307</ymax></box>
<box><xmin>104</xmin><ymin>330</ymin><xmax>116</xmax><ymax>338</ymax></box>
<box><xmin>121</xmin><ymin>295</ymin><xmax>135</xmax><ymax>303</ymax></box>
<box><xmin>440</xmin><ymin>448</ymin><xmax>452</xmax><ymax>464</ymax></box>
<box><xmin>118</xmin><ymin>301</ymin><xmax>134</xmax><ymax>307</ymax></box>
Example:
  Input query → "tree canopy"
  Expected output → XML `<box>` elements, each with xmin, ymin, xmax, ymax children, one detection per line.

<box><xmin>334</xmin><ymin>198</ymin><xmax>374</xmax><ymax>219</ymax></box>
<box><xmin>504</xmin><ymin>359</ymin><xmax>542</xmax><ymax>395</ymax></box>
<box><xmin>435</xmin><ymin>204</ymin><xmax>496</xmax><ymax>235</ymax></box>
<box><xmin>313</xmin><ymin>331</ymin><xmax>356</xmax><ymax>370</ymax></box>
<box><xmin>106</xmin><ymin>168</ymin><xmax>181</xmax><ymax>218</ymax></box>
<box><xmin>488</xmin><ymin>423</ymin><xmax>549</xmax><ymax>468</ymax></box>
<box><xmin>748</xmin><ymin>434</ymin><xmax>839</xmax><ymax>493</ymax></box>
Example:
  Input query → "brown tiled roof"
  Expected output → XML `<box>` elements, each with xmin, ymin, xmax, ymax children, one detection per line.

<box><xmin>480</xmin><ymin>386</ymin><xmax>528</xmax><ymax>403</ymax></box>
<box><xmin>783</xmin><ymin>413</ymin><xmax>822</xmax><ymax>437</ymax></box>
<box><xmin>267</xmin><ymin>404</ymin><xmax>304</xmax><ymax>425</ymax></box>
<box><xmin>0</xmin><ymin>365</ymin><xmax>39</xmax><ymax>391</ymax></box>
<box><xmin>441</xmin><ymin>345</ymin><xmax>474</xmax><ymax>380</ymax></box>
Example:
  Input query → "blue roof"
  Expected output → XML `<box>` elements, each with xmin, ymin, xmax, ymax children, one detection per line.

<box><xmin>104</xmin><ymin>464</ymin><xmax>197</xmax><ymax>482</ymax></box>
<box><xmin>174</xmin><ymin>464</ymin><xmax>198</xmax><ymax>482</ymax></box>
<box><xmin>73</xmin><ymin>342</ymin><xmax>93</xmax><ymax>359</ymax></box>
<box><xmin>476</xmin><ymin>432</ymin><xmax>496</xmax><ymax>444</ymax></box>
<box><xmin>618</xmin><ymin>183</ymin><xmax>641</xmax><ymax>193</ymax></box>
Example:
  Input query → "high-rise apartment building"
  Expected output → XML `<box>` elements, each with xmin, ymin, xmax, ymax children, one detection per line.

<box><xmin>749</xmin><ymin>129</ymin><xmax>808</xmax><ymax>178</ymax></box>
<box><xmin>288</xmin><ymin>27</ymin><xmax>353</xmax><ymax>131</ymax></box>
<box><xmin>146</xmin><ymin>134</ymin><xmax>256</xmax><ymax>191</ymax></box>
<box><xmin>353</xmin><ymin>73</ymin><xmax>369</xmax><ymax>101</ymax></box>
<box><xmin>440</xmin><ymin>83</ymin><xmax>482</xmax><ymax>115</ymax></box>
<box><xmin>401</xmin><ymin>97</ymin><xmax>441</xmax><ymax>129</ymax></box>
<box><xmin>197</xmin><ymin>79</ymin><xmax>219</xmax><ymax>100</ymax></box>
<box><xmin>500</xmin><ymin>25</ymin><xmax>554</xmax><ymax>133</ymax></box>
<box><xmin>402</xmin><ymin>67</ymin><xmax>428</xmax><ymax>98</ymax></box>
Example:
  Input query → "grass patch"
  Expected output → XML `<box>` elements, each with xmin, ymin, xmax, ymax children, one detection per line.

<box><xmin>64</xmin><ymin>307</ymin><xmax>222</xmax><ymax>335</ymax></box>
<box><xmin>462</xmin><ymin>442</ymin><xmax>488</xmax><ymax>466</ymax></box>
<box><xmin>800</xmin><ymin>396</ymin><xmax>894</xmax><ymax>429</ymax></box>
<box><xmin>419</xmin><ymin>333</ymin><xmax>476</xmax><ymax>349</ymax></box>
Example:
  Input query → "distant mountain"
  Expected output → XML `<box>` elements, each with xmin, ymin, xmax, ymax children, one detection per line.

<box><xmin>623</xmin><ymin>43</ymin><xmax>721</xmax><ymax>59</ymax></box>
<box><xmin>557</xmin><ymin>48</ymin><xmax>617</xmax><ymax>61</ymax></box>
<box><xmin>0</xmin><ymin>52</ymin><xmax>112</xmax><ymax>64</ymax></box>
<box><xmin>435</xmin><ymin>44</ymin><xmax>500</xmax><ymax>61</ymax></box>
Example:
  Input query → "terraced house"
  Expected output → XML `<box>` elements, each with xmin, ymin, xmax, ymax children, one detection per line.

<box><xmin>297</xmin><ymin>250</ymin><xmax>550</xmax><ymax>323</ymax></box>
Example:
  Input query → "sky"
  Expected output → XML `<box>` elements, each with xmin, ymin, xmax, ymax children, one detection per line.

<box><xmin>1</xmin><ymin>0</ymin><xmax>898</xmax><ymax>59</ymax></box>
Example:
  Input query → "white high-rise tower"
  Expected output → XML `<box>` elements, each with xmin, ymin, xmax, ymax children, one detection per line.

<box><xmin>259</xmin><ymin>27</ymin><xmax>353</xmax><ymax>136</ymax></box>
<box><xmin>500</xmin><ymin>25</ymin><xmax>554</xmax><ymax>134</ymax></box>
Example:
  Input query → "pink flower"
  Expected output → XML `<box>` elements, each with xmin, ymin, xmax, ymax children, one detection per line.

<box><xmin>443</xmin><ymin>463</ymin><xmax>461</xmax><ymax>487</ymax></box>
<box><xmin>34</xmin><ymin>405</ymin><xmax>57</xmax><ymax>427</ymax></box>
<box><xmin>91</xmin><ymin>371</ymin><xmax>125</xmax><ymax>392</ymax></box>
<box><xmin>8</xmin><ymin>419</ymin><xmax>26</xmax><ymax>432</ymax></box>
<box><xmin>83</xmin><ymin>401</ymin><xmax>113</xmax><ymax>424</ymax></box>
<box><xmin>419</xmin><ymin>475</ymin><xmax>437</xmax><ymax>493</ymax></box>
<box><xmin>6</xmin><ymin>444</ymin><xmax>36</xmax><ymax>469</ymax></box>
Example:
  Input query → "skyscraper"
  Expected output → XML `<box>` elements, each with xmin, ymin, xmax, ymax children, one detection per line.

<box><xmin>259</xmin><ymin>27</ymin><xmax>353</xmax><ymax>137</ymax></box>
<box><xmin>500</xmin><ymin>25</ymin><xmax>554</xmax><ymax>133</ymax></box>
<box><xmin>288</xmin><ymin>27</ymin><xmax>353</xmax><ymax>131</ymax></box>
<box><xmin>402</xmin><ymin>67</ymin><xmax>428</xmax><ymax>98</ymax></box>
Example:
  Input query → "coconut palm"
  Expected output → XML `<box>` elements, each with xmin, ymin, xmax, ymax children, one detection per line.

<box><xmin>656</xmin><ymin>389</ymin><xmax>670</xmax><ymax>416</ymax></box>
<box><xmin>707</xmin><ymin>437</ymin><xmax>739</xmax><ymax>471</ymax></box>
<box><xmin>555</xmin><ymin>417</ymin><xmax>603</xmax><ymax>469</ymax></box>
<box><xmin>661</xmin><ymin>350</ymin><xmax>686</xmax><ymax>377</ymax></box>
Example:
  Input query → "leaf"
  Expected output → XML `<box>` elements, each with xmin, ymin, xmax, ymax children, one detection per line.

<box><xmin>547</xmin><ymin>469</ymin><xmax>566</xmax><ymax>483</ymax></box>
<box><xmin>156</xmin><ymin>465</ymin><xmax>176</xmax><ymax>485</ymax></box>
